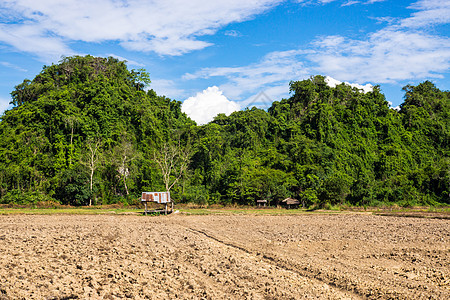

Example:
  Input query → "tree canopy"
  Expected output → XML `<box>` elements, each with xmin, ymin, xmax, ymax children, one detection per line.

<box><xmin>0</xmin><ymin>56</ymin><xmax>448</xmax><ymax>207</ymax></box>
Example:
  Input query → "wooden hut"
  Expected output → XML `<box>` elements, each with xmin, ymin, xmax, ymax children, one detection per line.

<box><xmin>281</xmin><ymin>198</ymin><xmax>300</xmax><ymax>209</ymax></box>
<box><xmin>256</xmin><ymin>199</ymin><xmax>267</xmax><ymax>207</ymax></box>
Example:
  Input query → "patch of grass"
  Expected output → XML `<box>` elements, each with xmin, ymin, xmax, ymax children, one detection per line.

<box><xmin>0</xmin><ymin>207</ymin><xmax>143</xmax><ymax>215</ymax></box>
<box><xmin>1</xmin><ymin>205</ymin><xmax>447</xmax><ymax>217</ymax></box>
<box><xmin>427</xmin><ymin>206</ymin><xmax>450</xmax><ymax>213</ymax></box>
<box><xmin>178</xmin><ymin>207</ymin><xmax>346</xmax><ymax>216</ymax></box>
<box><xmin>371</xmin><ymin>205</ymin><xmax>450</xmax><ymax>220</ymax></box>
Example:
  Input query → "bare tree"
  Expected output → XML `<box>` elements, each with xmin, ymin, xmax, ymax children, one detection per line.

<box><xmin>153</xmin><ymin>139</ymin><xmax>190</xmax><ymax>193</ymax></box>
<box><xmin>64</xmin><ymin>115</ymin><xmax>80</xmax><ymax>167</ymax></box>
<box><xmin>114</xmin><ymin>140</ymin><xmax>137</xmax><ymax>195</ymax></box>
<box><xmin>80</xmin><ymin>137</ymin><xmax>102</xmax><ymax>206</ymax></box>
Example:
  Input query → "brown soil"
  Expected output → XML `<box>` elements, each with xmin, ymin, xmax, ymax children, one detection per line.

<box><xmin>374</xmin><ymin>211</ymin><xmax>450</xmax><ymax>220</ymax></box>
<box><xmin>0</xmin><ymin>214</ymin><xmax>448</xmax><ymax>299</ymax></box>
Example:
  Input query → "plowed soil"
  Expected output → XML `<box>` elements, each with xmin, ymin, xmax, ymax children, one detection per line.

<box><xmin>0</xmin><ymin>213</ymin><xmax>448</xmax><ymax>299</ymax></box>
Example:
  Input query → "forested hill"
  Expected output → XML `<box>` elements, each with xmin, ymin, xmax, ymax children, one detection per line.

<box><xmin>0</xmin><ymin>56</ymin><xmax>448</xmax><ymax>207</ymax></box>
<box><xmin>0</xmin><ymin>56</ymin><xmax>195</xmax><ymax>205</ymax></box>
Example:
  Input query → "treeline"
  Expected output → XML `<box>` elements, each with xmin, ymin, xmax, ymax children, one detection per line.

<box><xmin>0</xmin><ymin>56</ymin><xmax>448</xmax><ymax>207</ymax></box>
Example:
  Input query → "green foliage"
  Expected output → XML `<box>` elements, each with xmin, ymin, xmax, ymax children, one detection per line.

<box><xmin>1</xmin><ymin>190</ymin><xmax>55</xmax><ymax>205</ymax></box>
<box><xmin>0</xmin><ymin>58</ymin><xmax>448</xmax><ymax>207</ymax></box>
<box><xmin>0</xmin><ymin>55</ymin><xmax>193</xmax><ymax>205</ymax></box>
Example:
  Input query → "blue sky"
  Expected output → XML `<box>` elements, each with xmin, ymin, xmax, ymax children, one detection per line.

<box><xmin>0</xmin><ymin>0</ymin><xmax>449</xmax><ymax>124</ymax></box>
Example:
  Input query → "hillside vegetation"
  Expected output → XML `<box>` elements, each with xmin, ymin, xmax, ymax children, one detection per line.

<box><xmin>0</xmin><ymin>56</ymin><xmax>448</xmax><ymax>207</ymax></box>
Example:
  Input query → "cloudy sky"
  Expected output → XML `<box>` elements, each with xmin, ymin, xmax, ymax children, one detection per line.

<box><xmin>0</xmin><ymin>0</ymin><xmax>449</xmax><ymax>124</ymax></box>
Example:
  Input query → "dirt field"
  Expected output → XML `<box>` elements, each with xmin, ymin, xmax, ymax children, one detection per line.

<box><xmin>0</xmin><ymin>213</ymin><xmax>448</xmax><ymax>299</ymax></box>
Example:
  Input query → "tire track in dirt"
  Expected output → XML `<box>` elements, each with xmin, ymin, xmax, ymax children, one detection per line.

<box><xmin>186</xmin><ymin>226</ymin><xmax>364</xmax><ymax>299</ymax></box>
<box><xmin>0</xmin><ymin>215</ymin><xmax>358</xmax><ymax>299</ymax></box>
<box><xmin>176</xmin><ymin>214</ymin><xmax>449</xmax><ymax>300</ymax></box>
<box><xmin>145</xmin><ymin>223</ymin><xmax>235</xmax><ymax>299</ymax></box>
<box><xmin>171</xmin><ymin>223</ymin><xmax>357</xmax><ymax>299</ymax></box>
<box><xmin>0</xmin><ymin>214</ymin><xmax>447</xmax><ymax>299</ymax></box>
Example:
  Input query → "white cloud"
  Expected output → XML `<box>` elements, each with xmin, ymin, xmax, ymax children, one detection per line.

<box><xmin>0</xmin><ymin>96</ymin><xmax>12</xmax><ymax>116</ymax></box>
<box><xmin>106</xmin><ymin>54</ymin><xmax>144</xmax><ymax>67</ymax></box>
<box><xmin>224</xmin><ymin>30</ymin><xmax>242</xmax><ymax>37</ymax></box>
<box><xmin>325</xmin><ymin>76</ymin><xmax>373</xmax><ymax>93</ymax></box>
<box><xmin>150</xmin><ymin>79</ymin><xmax>186</xmax><ymax>100</ymax></box>
<box><xmin>184</xmin><ymin>46</ymin><xmax>388</xmax><ymax>107</ymax></box>
<box><xmin>184</xmin><ymin>0</ymin><xmax>450</xmax><ymax>107</ymax></box>
<box><xmin>365</xmin><ymin>0</ymin><xmax>385</xmax><ymax>4</ymax></box>
<box><xmin>121</xmin><ymin>37</ymin><xmax>211</xmax><ymax>56</ymax></box>
<box><xmin>181</xmin><ymin>86</ymin><xmax>240</xmax><ymax>125</ymax></box>
<box><xmin>387</xmin><ymin>101</ymin><xmax>400</xmax><ymax>111</ymax></box>
<box><xmin>307</xmin><ymin>28</ymin><xmax>450</xmax><ymax>83</ymax></box>
<box><xmin>342</xmin><ymin>1</ymin><xmax>360</xmax><ymax>7</ymax></box>
<box><xmin>184</xmin><ymin>49</ymin><xmax>309</xmax><ymax>101</ymax></box>
<box><xmin>0</xmin><ymin>61</ymin><xmax>27</xmax><ymax>72</ymax></box>
<box><xmin>296</xmin><ymin>0</ymin><xmax>385</xmax><ymax>5</ymax></box>
<box><xmin>0</xmin><ymin>0</ymin><xmax>281</xmax><ymax>58</ymax></box>
<box><xmin>401</xmin><ymin>0</ymin><xmax>450</xmax><ymax>28</ymax></box>
<box><xmin>304</xmin><ymin>0</ymin><xmax>450</xmax><ymax>84</ymax></box>
<box><xmin>297</xmin><ymin>0</ymin><xmax>336</xmax><ymax>4</ymax></box>
<box><xmin>184</xmin><ymin>0</ymin><xmax>450</xmax><ymax>106</ymax></box>
<box><xmin>0</xmin><ymin>24</ymin><xmax>74</xmax><ymax>63</ymax></box>
<box><xmin>371</xmin><ymin>16</ymin><xmax>397</xmax><ymax>25</ymax></box>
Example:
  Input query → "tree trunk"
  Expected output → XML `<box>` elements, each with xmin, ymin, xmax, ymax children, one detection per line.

<box><xmin>89</xmin><ymin>168</ymin><xmax>94</xmax><ymax>206</ymax></box>
<box><xmin>123</xmin><ymin>175</ymin><xmax>129</xmax><ymax>195</ymax></box>
<box><xmin>122</xmin><ymin>156</ymin><xmax>129</xmax><ymax>195</ymax></box>
<box><xmin>69</xmin><ymin>126</ymin><xmax>74</xmax><ymax>166</ymax></box>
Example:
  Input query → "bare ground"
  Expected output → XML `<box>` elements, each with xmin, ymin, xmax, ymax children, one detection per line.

<box><xmin>0</xmin><ymin>213</ymin><xmax>448</xmax><ymax>299</ymax></box>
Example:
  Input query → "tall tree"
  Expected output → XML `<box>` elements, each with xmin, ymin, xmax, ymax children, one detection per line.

<box><xmin>153</xmin><ymin>139</ymin><xmax>190</xmax><ymax>194</ymax></box>
<box><xmin>80</xmin><ymin>137</ymin><xmax>102</xmax><ymax>206</ymax></box>
<box><xmin>113</xmin><ymin>139</ymin><xmax>138</xmax><ymax>196</ymax></box>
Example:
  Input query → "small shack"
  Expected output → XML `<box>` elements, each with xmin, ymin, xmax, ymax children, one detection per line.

<box><xmin>141</xmin><ymin>191</ymin><xmax>173</xmax><ymax>215</ymax></box>
<box><xmin>281</xmin><ymin>197</ymin><xmax>300</xmax><ymax>209</ymax></box>
<box><xmin>256</xmin><ymin>199</ymin><xmax>267</xmax><ymax>207</ymax></box>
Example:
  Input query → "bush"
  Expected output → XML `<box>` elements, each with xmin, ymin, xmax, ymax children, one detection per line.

<box><xmin>0</xmin><ymin>190</ymin><xmax>56</xmax><ymax>205</ymax></box>
<box><xmin>180</xmin><ymin>185</ymin><xmax>210</xmax><ymax>205</ymax></box>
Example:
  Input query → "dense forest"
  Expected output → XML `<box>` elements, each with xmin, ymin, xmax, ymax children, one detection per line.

<box><xmin>0</xmin><ymin>56</ymin><xmax>448</xmax><ymax>207</ymax></box>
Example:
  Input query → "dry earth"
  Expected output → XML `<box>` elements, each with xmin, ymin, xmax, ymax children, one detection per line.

<box><xmin>0</xmin><ymin>213</ymin><xmax>448</xmax><ymax>299</ymax></box>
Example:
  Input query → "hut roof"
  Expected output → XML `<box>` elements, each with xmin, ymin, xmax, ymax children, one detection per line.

<box><xmin>282</xmin><ymin>198</ymin><xmax>300</xmax><ymax>205</ymax></box>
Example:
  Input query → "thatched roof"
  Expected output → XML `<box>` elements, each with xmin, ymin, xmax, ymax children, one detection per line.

<box><xmin>282</xmin><ymin>198</ymin><xmax>300</xmax><ymax>205</ymax></box>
